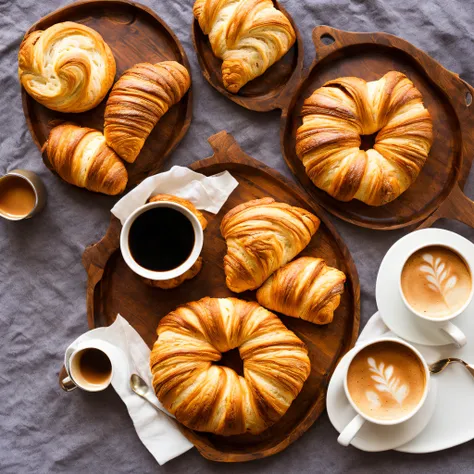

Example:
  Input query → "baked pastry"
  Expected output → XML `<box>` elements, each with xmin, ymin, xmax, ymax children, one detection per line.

<box><xmin>220</xmin><ymin>198</ymin><xmax>320</xmax><ymax>292</ymax></box>
<box><xmin>295</xmin><ymin>71</ymin><xmax>433</xmax><ymax>206</ymax></box>
<box><xmin>257</xmin><ymin>257</ymin><xmax>346</xmax><ymax>325</ymax></box>
<box><xmin>43</xmin><ymin>123</ymin><xmax>127</xmax><ymax>195</ymax></box>
<box><xmin>18</xmin><ymin>22</ymin><xmax>116</xmax><ymax>113</ymax></box>
<box><xmin>150</xmin><ymin>297</ymin><xmax>311</xmax><ymax>435</ymax></box>
<box><xmin>193</xmin><ymin>0</ymin><xmax>296</xmax><ymax>93</ymax></box>
<box><xmin>142</xmin><ymin>194</ymin><xmax>207</xmax><ymax>289</ymax></box>
<box><xmin>104</xmin><ymin>61</ymin><xmax>191</xmax><ymax>163</ymax></box>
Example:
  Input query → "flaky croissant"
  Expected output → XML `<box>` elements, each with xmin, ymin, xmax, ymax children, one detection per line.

<box><xmin>296</xmin><ymin>71</ymin><xmax>433</xmax><ymax>206</ymax></box>
<box><xmin>150</xmin><ymin>297</ymin><xmax>311</xmax><ymax>435</ymax></box>
<box><xmin>220</xmin><ymin>198</ymin><xmax>320</xmax><ymax>292</ymax></box>
<box><xmin>257</xmin><ymin>257</ymin><xmax>346</xmax><ymax>325</ymax></box>
<box><xmin>104</xmin><ymin>61</ymin><xmax>191</xmax><ymax>163</ymax></box>
<box><xmin>43</xmin><ymin>123</ymin><xmax>127</xmax><ymax>195</ymax></box>
<box><xmin>193</xmin><ymin>0</ymin><xmax>296</xmax><ymax>93</ymax></box>
<box><xmin>18</xmin><ymin>22</ymin><xmax>116</xmax><ymax>113</ymax></box>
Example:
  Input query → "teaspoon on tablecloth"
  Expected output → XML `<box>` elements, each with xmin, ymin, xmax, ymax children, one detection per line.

<box><xmin>429</xmin><ymin>358</ymin><xmax>474</xmax><ymax>379</ymax></box>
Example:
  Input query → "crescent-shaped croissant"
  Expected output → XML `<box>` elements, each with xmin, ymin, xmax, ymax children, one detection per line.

<box><xmin>193</xmin><ymin>0</ymin><xmax>296</xmax><ymax>93</ymax></box>
<box><xmin>18</xmin><ymin>22</ymin><xmax>116</xmax><ymax>113</ymax></box>
<box><xmin>43</xmin><ymin>123</ymin><xmax>128</xmax><ymax>195</ymax></box>
<box><xmin>150</xmin><ymin>297</ymin><xmax>310</xmax><ymax>435</ymax></box>
<box><xmin>220</xmin><ymin>198</ymin><xmax>320</xmax><ymax>293</ymax></box>
<box><xmin>104</xmin><ymin>61</ymin><xmax>191</xmax><ymax>163</ymax></box>
<box><xmin>295</xmin><ymin>71</ymin><xmax>433</xmax><ymax>206</ymax></box>
<box><xmin>257</xmin><ymin>257</ymin><xmax>346</xmax><ymax>325</ymax></box>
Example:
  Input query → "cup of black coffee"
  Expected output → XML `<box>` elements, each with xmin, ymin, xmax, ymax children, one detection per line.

<box><xmin>120</xmin><ymin>201</ymin><xmax>204</xmax><ymax>281</ymax></box>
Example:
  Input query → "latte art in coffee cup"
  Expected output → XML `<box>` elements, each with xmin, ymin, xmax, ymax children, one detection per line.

<box><xmin>347</xmin><ymin>341</ymin><xmax>426</xmax><ymax>421</ymax></box>
<box><xmin>401</xmin><ymin>245</ymin><xmax>472</xmax><ymax>318</ymax></box>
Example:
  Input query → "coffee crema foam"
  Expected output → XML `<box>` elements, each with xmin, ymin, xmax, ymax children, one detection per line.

<box><xmin>401</xmin><ymin>245</ymin><xmax>472</xmax><ymax>318</ymax></box>
<box><xmin>347</xmin><ymin>341</ymin><xmax>426</xmax><ymax>421</ymax></box>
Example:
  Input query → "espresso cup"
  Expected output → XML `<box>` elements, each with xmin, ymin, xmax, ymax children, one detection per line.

<box><xmin>337</xmin><ymin>337</ymin><xmax>430</xmax><ymax>447</ymax></box>
<box><xmin>61</xmin><ymin>340</ymin><xmax>114</xmax><ymax>392</ymax></box>
<box><xmin>120</xmin><ymin>201</ymin><xmax>204</xmax><ymax>281</ymax></box>
<box><xmin>399</xmin><ymin>241</ymin><xmax>473</xmax><ymax>348</ymax></box>
<box><xmin>0</xmin><ymin>169</ymin><xmax>46</xmax><ymax>221</ymax></box>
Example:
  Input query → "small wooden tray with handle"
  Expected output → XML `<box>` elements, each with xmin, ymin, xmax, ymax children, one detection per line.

<box><xmin>281</xmin><ymin>26</ymin><xmax>474</xmax><ymax>230</ymax></box>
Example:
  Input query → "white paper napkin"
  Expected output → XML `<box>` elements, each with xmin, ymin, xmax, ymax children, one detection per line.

<box><xmin>112</xmin><ymin>165</ymin><xmax>239</xmax><ymax>224</ymax></box>
<box><xmin>64</xmin><ymin>315</ymin><xmax>193</xmax><ymax>465</ymax></box>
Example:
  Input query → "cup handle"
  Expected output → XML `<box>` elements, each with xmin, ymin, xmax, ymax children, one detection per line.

<box><xmin>440</xmin><ymin>322</ymin><xmax>467</xmax><ymax>348</ymax></box>
<box><xmin>337</xmin><ymin>414</ymin><xmax>366</xmax><ymax>446</ymax></box>
<box><xmin>60</xmin><ymin>375</ymin><xmax>77</xmax><ymax>392</ymax></box>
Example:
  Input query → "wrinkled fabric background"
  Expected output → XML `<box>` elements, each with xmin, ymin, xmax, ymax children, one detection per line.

<box><xmin>1</xmin><ymin>0</ymin><xmax>474</xmax><ymax>472</ymax></box>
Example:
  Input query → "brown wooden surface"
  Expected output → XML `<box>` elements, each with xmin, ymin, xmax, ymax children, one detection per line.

<box><xmin>281</xmin><ymin>25</ymin><xmax>474</xmax><ymax>230</ymax></box>
<box><xmin>78</xmin><ymin>130</ymin><xmax>360</xmax><ymax>462</ymax></box>
<box><xmin>192</xmin><ymin>1</ymin><xmax>303</xmax><ymax>112</ymax></box>
<box><xmin>22</xmin><ymin>0</ymin><xmax>192</xmax><ymax>190</ymax></box>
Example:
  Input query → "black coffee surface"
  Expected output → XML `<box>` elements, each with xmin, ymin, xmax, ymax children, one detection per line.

<box><xmin>129</xmin><ymin>207</ymin><xmax>195</xmax><ymax>272</ymax></box>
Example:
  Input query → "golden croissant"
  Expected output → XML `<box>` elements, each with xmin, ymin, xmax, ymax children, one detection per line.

<box><xmin>43</xmin><ymin>123</ymin><xmax>128</xmax><ymax>195</ymax></box>
<box><xmin>257</xmin><ymin>257</ymin><xmax>346</xmax><ymax>325</ymax></box>
<box><xmin>193</xmin><ymin>0</ymin><xmax>296</xmax><ymax>93</ymax></box>
<box><xmin>220</xmin><ymin>198</ymin><xmax>320</xmax><ymax>292</ymax></box>
<box><xmin>295</xmin><ymin>71</ymin><xmax>433</xmax><ymax>206</ymax></box>
<box><xmin>150</xmin><ymin>297</ymin><xmax>311</xmax><ymax>435</ymax></box>
<box><xmin>18</xmin><ymin>22</ymin><xmax>116</xmax><ymax>113</ymax></box>
<box><xmin>104</xmin><ymin>61</ymin><xmax>191</xmax><ymax>163</ymax></box>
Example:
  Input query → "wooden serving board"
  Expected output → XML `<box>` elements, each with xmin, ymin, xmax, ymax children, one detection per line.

<box><xmin>22</xmin><ymin>0</ymin><xmax>192</xmax><ymax>189</ymax></box>
<box><xmin>281</xmin><ymin>26</ymin><xmax>474</xmax><ymax>230</ymax></box>
<box><xmin>192</xmin><ymin>0</ymin><xmax>303</xmax><ymax>112</ymax></box>
<box><xmin>76</xmin><ymin>131</ymin><xmax>360</xmax><ymax>462</ymax></box>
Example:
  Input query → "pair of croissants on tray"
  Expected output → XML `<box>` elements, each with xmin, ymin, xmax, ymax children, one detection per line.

<box><xmin>18</xmin><ymin>21</ymin><xmax>191</xmax><ymax>195</ymax></box>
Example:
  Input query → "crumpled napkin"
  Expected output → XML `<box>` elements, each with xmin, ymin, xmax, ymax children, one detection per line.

<box><xmin>64</xmin><ymin>315</ymin><xmax>193</xmax><ymax>465</ymax></box>
<box><xmin>111</xmin><ymin>165</ymin><xmax>239</xmax><ymax>224</ymax></box>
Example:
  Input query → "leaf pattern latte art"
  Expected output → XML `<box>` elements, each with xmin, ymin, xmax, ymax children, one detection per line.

<box><xmin>419</xmin><ymin>253</ymin><xmax>457</xmax><ymax>301</ymax></box>
<box><xmin>365</xmin><ymin>357</ymin><xmax>409</xmax><ymax>407</ymax></box>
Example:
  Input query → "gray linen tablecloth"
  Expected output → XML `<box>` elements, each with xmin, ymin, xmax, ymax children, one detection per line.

<box><xmin>1</xmin><ymin>0</ymin><xmax>473</xmax><ymax>472</ymax></box>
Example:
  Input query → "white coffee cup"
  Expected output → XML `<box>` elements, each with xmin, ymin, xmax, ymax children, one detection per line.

<box><xmin>398</xmin><ymin>241</ymin><xmax>473</xmax><ymax>348</ymax></box>
<box><xmin>61</xmin><ymin>340</ymin><xmax>114</xmax><ymax>392</ymax></box>
<box><xmin>120</xmin><ymin>201</ymin><xmax>204</xmax><ymax>281</ymax></box>
<box><xmin>337</xmin><ymin>337</ymin><xmax>430</xmax><ymax>447</ymax></box>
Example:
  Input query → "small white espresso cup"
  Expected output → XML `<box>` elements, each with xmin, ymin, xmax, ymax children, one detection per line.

<box><xmin>398</xmin><ymin>241</ymin><xmax>473</xmax><ymax>348</ymax></box>
<box><xmin>61</xmin><ymin>340</ymin><xmax>114</xmax><ymax>392</ymax></box>
<box><xmin>120</xmin><ymin>201</ymin><xmax>204</xmax><ymax>281</ymax></box>
<box><xmin>337</xmin><ymin>337</ymin><xmax>430</xmax><ymax>447</ymax></box>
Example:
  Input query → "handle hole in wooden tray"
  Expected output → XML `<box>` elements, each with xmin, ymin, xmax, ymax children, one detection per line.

<box><xmin>466</xmin><ymin>91</ymin><xmax>472</xmax><ymax>107</ymax></box>
<box><xmin>320</xmin><ymin>33</ymin><xmax>335</xmax><ymax>45</ymax></box>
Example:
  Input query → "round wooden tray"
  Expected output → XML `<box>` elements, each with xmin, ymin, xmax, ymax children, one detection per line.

<box><xmin>73</xmin><ymin>131</ymin><xmax>360</xmax><ymax>462</ymax></box>
<box><xmin>192</xmin><ymin>0</ymin><xmax>303</xmax><ymax>112</ymax></box>
<box><xmin>281</xmin><ymin>26</ymin><xmax>474</xmax><ymax>230</ymax></box>
<box><xmin>22</xmin><ymin>0</ymin><xmax>192</xmax><ymax>189</ymax></box>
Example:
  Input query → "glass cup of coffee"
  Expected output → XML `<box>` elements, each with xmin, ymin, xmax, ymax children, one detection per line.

<box><xmin>120</xmin><ymin>201</ymin><xmax>204</xmax><ymax>282</ymax></box>
<box><xmin>337</xmin><ymin>338</ymin><xmax>430</xmax><ymax>446</ymax></box>
<box><xmin>399</xmin><ymin>242</ymin><xmax>473</xmax><ymax>347</ymax></box>
<box><xmin>61</xmin><ymin>340</ymin><xmax>113</xmax><ymax>392</ymax></box>
<box><xmin>0</xmin><ymin>169</ymin><xmax>46</xmax><ymax>221</ymax></box>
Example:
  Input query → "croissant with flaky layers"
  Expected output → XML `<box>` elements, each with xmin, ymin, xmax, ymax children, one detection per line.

<box><xmin>257</xmin><ymin>257</ymin><xmax>346</xmax><ymax>325</ymax></box>
<box><xmin>18</xmin><ymin>22</ymin><xmax>116</xmax><ymax>113</ymax></box>
<box><xmin>193</xmin><ymin>0</ymin><xmax>296</xmax><ymax>93</ymax></box>
<box><xmin>150</xmin><ymin>297</ymin><xmax>311</xmax><ymax>436</ymax></box>
<box><xmin>220</xmin><ymin>198</ymin><xmax>320</xmax><ymax>293</ymax></box>
<box><xmin>43</xmin><ymin>123</ymin><xmax>128</xmax><ymax>195</ymax></box>
<box><xmin>296</xmin><ymin>71</ymin><xmax>433</xmax><ymax>206</ymax></box>
<box><xmin>104</xmin><ymin>61</ymin><xmax>191</xmax><ymax>163</ymax></box>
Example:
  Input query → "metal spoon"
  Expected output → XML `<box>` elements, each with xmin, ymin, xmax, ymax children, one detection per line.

<box><xmin>130</xmin><ymin>374</ymin><xmax>163</xmax><ymax>411</ymax></box>
<box><xmin>429</xmin><ymin>358</ymin><xmax>474</xmax><ymax>379</ymax></box>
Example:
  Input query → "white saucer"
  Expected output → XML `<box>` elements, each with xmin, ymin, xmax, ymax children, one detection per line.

<box><xmin>376</xmin><ymin>228</ymin><xmax>474</xmax><ymax>346</ymax></box>
<box><xmin>327</xmin><ymin>345</ymin><xmax>438</xmax><ymax>452</ymax></box>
